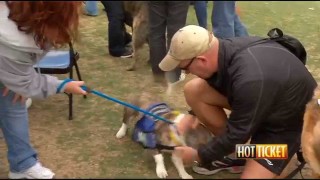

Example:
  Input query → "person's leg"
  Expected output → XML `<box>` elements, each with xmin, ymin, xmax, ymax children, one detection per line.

<box><xmin>193</xmin><ymin>1</ymin><xmax>208</xmax><ymax>29</ymax></box>
<box><xmin>85</xmin><ymin>1</ymin><xmax>98</xmax><ymax>16</ymax></box>
<box><xmin>101</xmin><ymin>1</ymin><xmax>132</xmax><ymax>57</ymax></box>
<box><xmin>166</xmin><ymin>1</ymin><xmax>190</xmax><ymax>84</ymax></box>
<box><xmin>234</xmin><ymin>5</ymin><xmax>249</xmax><ymax>37</ymax></box>
<box><xmin>241</xmin><ymin>159</ymin><xmax>277</xmax><ymax>179</ymax></box>
<box><xmin>148</xmin><ymin>1</ymin><xmax>167</xmax><ymax>82</ymax></box>
<box><xmin>184</xmin><ymin>78</ymin><xmax>230</xmax><ymax>135</ymax></box>
<box><xmin>242</xmin><ymin>120</ymin><xmax>303</xmax><ymax>179</ymax></box>
<box><xmin>0</xmin><ymin>89</ymin><xmax>38</xmax><ymax>172</ymax></box>
<box><xmin>0</xmin><ymin>88</ymin><xmax>54</xmax><ymax>179</ymax></box>
<box><xmin>185</xmin><ymin>78</ymin><xmax>246</xmax><ymax>175</ymax></box>
<box><xmin>123</xmin><ymin>7</ymin><xmax>133</xmax><ymax>45</ymax></box>
<box><xmin>211</xmin><ymin>1</ymin><xmax>236</xmax><ymax>38</ymax></box>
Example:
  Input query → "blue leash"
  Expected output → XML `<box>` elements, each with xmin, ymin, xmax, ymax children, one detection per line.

<box><xmin>81</xmin><ymin>86</ymin><xmax>174</xmax><ymax>124</ymax></box>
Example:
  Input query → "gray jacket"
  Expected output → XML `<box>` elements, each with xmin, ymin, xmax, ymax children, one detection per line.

<box><xmin>0</xmin><ymin>2</ymin><xmax>63</xmax><ymax>99</ymax></box>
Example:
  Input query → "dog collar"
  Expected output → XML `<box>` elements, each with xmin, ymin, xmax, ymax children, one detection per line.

<box><xmin>171</xmin><ymin>110</ymin><xmax>181</xmax><ymax>116</ymax></box>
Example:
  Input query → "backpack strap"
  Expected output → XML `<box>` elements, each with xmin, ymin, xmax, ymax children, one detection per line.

<box><xmin>230</xmin><ymin>28</ymin><xmax>287</xmax><ymax>62</ymax></box>
<box><xmin>230</xmin><ymin>38</ymin><xmax>271</xmax><ymax>62</ymax></box>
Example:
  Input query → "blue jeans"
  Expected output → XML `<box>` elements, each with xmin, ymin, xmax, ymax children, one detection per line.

<box><xmin>212</xmin><ymin>1</ymin><xmax>248</xmax><ymax>38</ymax></box>
<box><xmin>193</xmin><ymin>1</ymin><xmax>207</xmax><ymax>29</ymax></box>
<box><xmin>0</xmin><ymin>87</ymin><xmax>38</xmax><ymax>172</ymax></box>
<box><xmin>85</xmin><ymin>1</ymin><xmax>99</xmax><ymax>16</ymax></box>
<box><xmin>101</xmin><ymin>1</ymin><xmax>132</xmax><ymax>57</ymax></box>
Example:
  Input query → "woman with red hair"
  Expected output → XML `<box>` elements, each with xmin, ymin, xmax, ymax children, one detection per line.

<box><xmin>0</xmin><ymin>1</ymin><xmax>87</xmax><ymax>179</ymax></box>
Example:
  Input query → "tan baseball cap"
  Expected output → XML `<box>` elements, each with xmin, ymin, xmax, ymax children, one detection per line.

<box><xmin>159</xmin><ymin>25</ymin><xmax>215</xmax><ymax>71</ymax></box>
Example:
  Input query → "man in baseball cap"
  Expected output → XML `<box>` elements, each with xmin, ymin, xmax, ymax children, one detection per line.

<box><xmin>160</xmin><ymin>25</ymin><xmax>317</xmax><ymax>179</ymax></box>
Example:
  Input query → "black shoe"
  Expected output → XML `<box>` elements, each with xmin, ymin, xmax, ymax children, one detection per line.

<box><xmin>192</xmin><ymin>156</ymin><xmax>245</xmax><ymax>175</ymax></box>
<box><xmin>125</xmin><ymin>41</ymin><xmax>132</xmax><ymax>49</ymax></box>
<box><xmin>120</xmin><ymin>48</ymin><xmax>133</xmax><ymax>58</ymax></box>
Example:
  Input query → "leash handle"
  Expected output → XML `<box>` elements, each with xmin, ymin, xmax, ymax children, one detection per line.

<box><xmin>81</xmin><ymin>86</ymin><xmax>174</xmax><ymax>124</ymax></box>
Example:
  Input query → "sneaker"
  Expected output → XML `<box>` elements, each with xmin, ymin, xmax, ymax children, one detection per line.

<box><xmin>9</xmin><ymin>162</ymin><xmax>55</xmax><ymax>179</ymax></box>
<box><xmin>120</xmin><ymin>48</ymin><xmax>133</xmax><ymax>59</ymax></box>
<box><xmin>192</xmin><ymin>156</ymin><xmax>245</xmax><ymax>175</ymax></box>
<box><xmin>26</xmin><ymin>98</ymin><xmax>32</xmax><ymax>109</ymax></box>
<box><xmin>125</xmin><ymin>41</ymin><xmax>132</xmax><ymax>49</ymax></box>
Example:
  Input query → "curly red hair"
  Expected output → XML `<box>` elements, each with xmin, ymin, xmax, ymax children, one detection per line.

<box><xmin>6</xmin><ymin>1</ymin><xmax>82</xmax><ymax>50</ymax></box>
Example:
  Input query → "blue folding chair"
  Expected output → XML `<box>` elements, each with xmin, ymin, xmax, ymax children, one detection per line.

<box><xmin>34</xmin><ymin>43</ymin><xmax>86</xmax><ymax>120</ymax></box>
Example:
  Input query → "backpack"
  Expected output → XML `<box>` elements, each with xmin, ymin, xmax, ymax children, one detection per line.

<box><xmin>232</xmin><ymin>28</ymin><xmax>307</xmax><ymax>65</ymax></box>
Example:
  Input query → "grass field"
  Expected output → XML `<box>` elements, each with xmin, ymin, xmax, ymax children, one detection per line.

<box><xmin>0</xmin><ymin>1</ymin><xmax>319</xmax><ymax>179</ymax></box>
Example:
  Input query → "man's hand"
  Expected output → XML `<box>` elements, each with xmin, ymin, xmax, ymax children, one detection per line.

<box><xmin>2</xmin><ymin>87</ymin><xmax>26</xmax><ymax>104</ymax></box>
<box><xmin>174</xmin><ymin>146</ymin><xmax>200</xmax><ymax>166</ymax></box>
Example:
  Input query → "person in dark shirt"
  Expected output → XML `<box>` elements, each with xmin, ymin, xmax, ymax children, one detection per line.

<box><xmin>159</xmin><ymin>25</ymin><xmax>317</xmax><ymax>178</ymax></box>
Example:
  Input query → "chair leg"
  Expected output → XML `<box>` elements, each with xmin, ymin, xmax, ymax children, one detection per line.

<box><xmin>69</xmin><ymin>67</ymin><xmax>74</xmax><ymax>120</ymax></box>
<box><xmin>68</xmin><ymin>94</ymin><xmax>73</xmax><ymax>120</ymax></box>
<box><xmin>69</xmin><ymin>94</ymin><xmax>73</xmax><ymax>120</ymax></box>
<box><xmin>74</xmin><ymin>61</ymin><xmax>87</xmax><ymax>99</ymax></box>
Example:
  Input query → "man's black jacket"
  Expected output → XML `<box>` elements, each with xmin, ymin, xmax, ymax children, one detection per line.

<box><xmin>198</xmin><ymin>36</ymin><xmax>318</xmax><ymax>164</ymax></box>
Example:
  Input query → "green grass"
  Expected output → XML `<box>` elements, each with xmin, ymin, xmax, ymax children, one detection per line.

<box><xmin>0</xmin><ymin>1</ymin><xmax>319</xmax><ymax>179</ymax></box>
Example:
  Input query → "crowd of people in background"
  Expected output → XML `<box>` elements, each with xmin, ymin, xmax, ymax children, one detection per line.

<box><xmin>83</xmin><ymin>1</ymin><xmax>249</xmax><ymax>85</ymax></box>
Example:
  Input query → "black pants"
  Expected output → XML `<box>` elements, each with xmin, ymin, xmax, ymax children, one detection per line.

<box><xmin>250</xmin><ymin>108</ymin><xmax>305</xmax><ymax>175</ymax></box>
<box><xmin>148</xmin><ymin>1</ymin><xmax>190</xmax><ymax>83</ymax></box>
<box><xmin>101</xmin><ymin>1</ymin><xmax>132</xmax><ymax>57</ymax></box>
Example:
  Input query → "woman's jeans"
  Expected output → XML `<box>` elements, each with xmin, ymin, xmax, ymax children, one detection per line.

<box><xmin>212</xmin><ymin>1</ymin><xmax>248</xmax><ymax>38</ymax></box>
<box><xmin>85</xmin><ymin>1</ymin><xmax>99</xmax><ymax>16</ymax></box>
<box><xmin>194</xmin><ymin>1</ymin><xmax>208</xmax><ymax>29</ymax></box>
<box><xmin>0</xmin><ymin>87</ymin><xmax>38</xmax><ymax>172</ymax></box>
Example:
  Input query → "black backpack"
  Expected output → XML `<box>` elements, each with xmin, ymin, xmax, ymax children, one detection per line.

<box><xmin>232</xmin><ymin>28</ymin><xmax>307</xmax><ymax>65</ymax></box>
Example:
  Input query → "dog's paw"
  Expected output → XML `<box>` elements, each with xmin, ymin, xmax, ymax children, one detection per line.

<box><xmin>116</xmin><ymin>130</ymin><xmax>126</xmax><ymax>138</ymax></box>
<box><xmin>180</xmin><ymin>173</ymin><xmax>193</xmax><ymax>179</ymax></box>
<box><xmin>156</xmin><ymin>165</ymin><xmax>168</xmax><ymax>179</ymax></box>
<box><xmin>116</xmin><ymin>123</ymin><xmax>127</xmax><ymax>138</ymax></box>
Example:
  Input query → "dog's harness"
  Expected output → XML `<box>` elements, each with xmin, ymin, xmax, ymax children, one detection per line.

<box><xmin>132</xmin><ymin>103</ymin><xmax>184</xmax><ymax>150</ymax></box>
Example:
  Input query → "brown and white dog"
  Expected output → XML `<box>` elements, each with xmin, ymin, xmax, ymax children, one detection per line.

<box><xmin>116</xmin><ymin>92</ymin><xmax>213</xmax><ymax>179</ymax></box>
<box><xmin>301</xmin><ymin>86</ymin><xmax>320</xmax><ymax>178</ymax></box>
<box><xmin>123</xmin><ymin>1</ymin><xmax>149</xmax><ymax>71</ymax></box>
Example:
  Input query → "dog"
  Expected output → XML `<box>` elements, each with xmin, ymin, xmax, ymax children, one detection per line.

<box><xmin>115</xmin><ymin>92</ymin><xmax>213</xmax><ymax>179</ymax></box>
<box><xmin>301</xmin><ymin>86</ymin><xmax>320</xmax><ymax>178</ymax></box>
<box><xmin>123</xmin><ymin>1</ymin><xmax>149</xmax><ymax>71</ymax></box>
